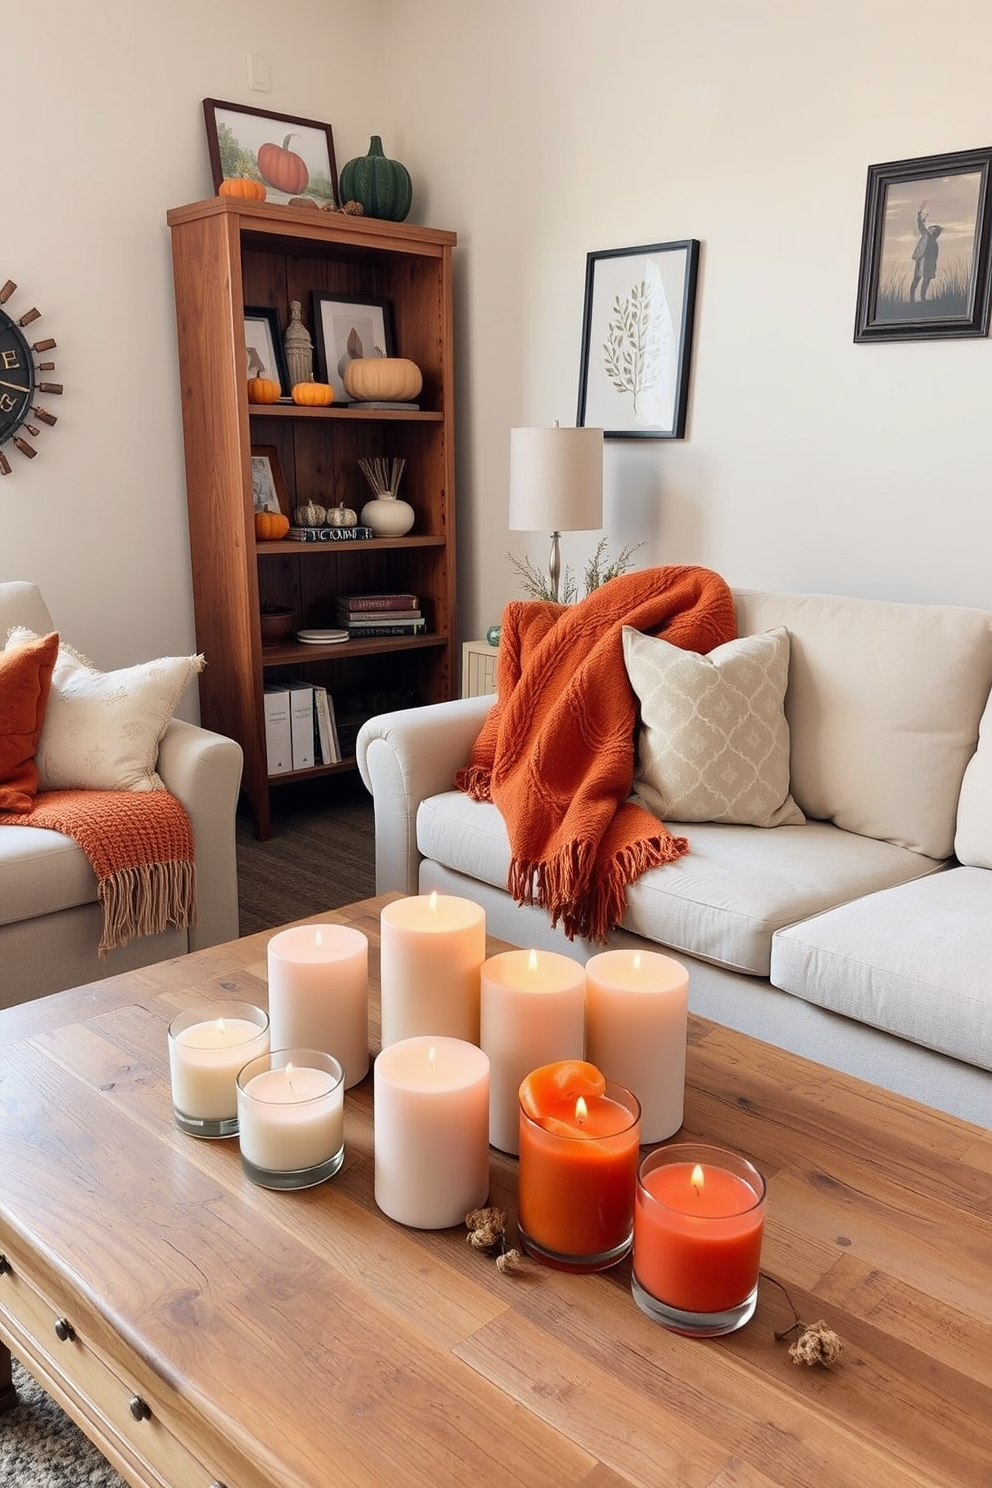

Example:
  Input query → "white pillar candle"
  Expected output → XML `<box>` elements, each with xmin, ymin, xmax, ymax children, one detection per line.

<box><xmin>267</xmin><ymin>924</ymin><xmax>369</xmax><ymax>1088</ymax></box>
<box><xmin>167</xmin><ymin>1002</ymin><xmax>270</xmax><ymax>1137</ymax></box>
<box><xmin>480</xmin><ymin>948</ymin><xmax>586</xmax><ymax>1154</ymax></box>
<box><xmin>585</xmin><ymin>950</ymin><xmax>689</xmax><ymax>1143</ymax></box>
<box><xmin>379</xmin><ymin>893</ymin><xmax>486</xmax><ymax>1048</ymax></box>
<box><xmin>237</xmin><ymin>1051</ymin><xmax>345</xmax><ymax>1185</ymax></box>
<box><xmin>373</xmin><ymin>1036</ymin><xmax>490</xmax><ymax>1228</ymax></box>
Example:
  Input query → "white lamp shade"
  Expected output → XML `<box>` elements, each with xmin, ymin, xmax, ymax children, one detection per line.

<box><xmin>508</xmin><ymin>426</ymin><xmax>604</xmax><ymax>533</ymax></box>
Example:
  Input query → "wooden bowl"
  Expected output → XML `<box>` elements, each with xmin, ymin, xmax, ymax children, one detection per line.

<box><xmin>259</xmin><ymin>606</ymin><xmax>296</xmax><ymax>646</ymax></box>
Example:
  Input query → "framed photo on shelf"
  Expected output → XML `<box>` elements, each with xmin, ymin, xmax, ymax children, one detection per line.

<box><xmin>577</xmin><ymin>239</ymin><xmax>700</xmax><ymax>439</ymax></box>
<box><xmin>854</xmin><ymin>146</ymin><xmax>992</xmax><ymax>342</ymax></box>
<box><xmin>310</xmin><ymin>291</ymin><xmax>395</xmax><ymax>403</ymax></box>
<box><xmin>250</xmin><ymin>446</ymin><xmax>291</xmax><ymax>519</ymax></box>
<box><xmin>202</xmin><ymin>98</ymin><xmax>338</xmax><ymax>207</ymax></box>
<box><xmin>244</xmin><ymin>305</ymin><xmax>291</xmax><ymax>395</ymax></box>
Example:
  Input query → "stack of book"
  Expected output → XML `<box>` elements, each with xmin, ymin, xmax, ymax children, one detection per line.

<box><xmin>335</xmin><ymin>592</ymin><xmax>426</xmax><ymax>637</ymax></box>
<box><xmin>263</xmin><ymin>681</ymin><xmax>341</xmax><ymax>773</ymax></box>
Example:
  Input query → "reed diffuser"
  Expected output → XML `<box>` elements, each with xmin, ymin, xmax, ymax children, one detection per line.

<box><xmin>358</xmin><ymin>456</ymin><xmax>415</xmax><ymax>536</ymax></box>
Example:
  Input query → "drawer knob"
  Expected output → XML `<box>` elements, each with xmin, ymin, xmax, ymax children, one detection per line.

<box><xmin>54</xmin><ymin>1317</ymin><xmax>75</xmax><ymax>1342</ymax></box>
<box><xmin>129</xmin><ymin>1394</ymin><xmax>151</xmax><ymax>1422</ymax></box>
<box><xmin>0</xmin><ymin>1254</ymin><xmax>10</xmax><ymax>1275</ymax></box>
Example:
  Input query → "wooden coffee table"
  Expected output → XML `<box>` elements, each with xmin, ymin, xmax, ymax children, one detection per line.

<box><xmin>1</xmin><ymin>895</ymin><xmax>990</xmax><ymax>1488</ymax></box>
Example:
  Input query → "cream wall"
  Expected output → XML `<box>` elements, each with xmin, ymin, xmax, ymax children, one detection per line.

<box><xmin>3</xmin><ymin>1</ymin><xmax>991</xmax><ymax>714</ymax></box>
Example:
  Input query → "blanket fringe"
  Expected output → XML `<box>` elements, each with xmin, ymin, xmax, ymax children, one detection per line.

<box><xmin>98</xmin><ymin>860</ymin><xmax>198</xmax><ymax>956</ymax></box>
<box><xmin>453</xmin><ymin>763</ymin><xmax>492</xmax><ymax>802</ymax></box>
<box><xmin>507</xmin><ymin>831</ymin><xmax>689</xmax><ymax>944</ymax></box>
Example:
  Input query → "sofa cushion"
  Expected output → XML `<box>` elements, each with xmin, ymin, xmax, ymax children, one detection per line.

<box><xmin>0</xmin><ymin>630</ymin><xmax>59</xmax><ymax>812</ymax></box>
<box><xmin>770</xmin><ymin>867</ymin><xmax>992</xmax><ymax>1072</ymax></box>
<box><xmin>955</xmin><ymin>686</ymin><xmax>992</xmax><ymax>869</ymax></box>
<box><xmin>5</xmin><ymin>627</ymin><xmax>204</xmax><ymax>792</ymax></box>
<box><xmin>417</xmin><ymin>790</ymin><xmax>944</xmax><ymax>976</ymax></box>
<box><xmin>623</xmin><ymin>625</ymin><xmax>804</xmax><ymax>828</ymax></box>
<box><xmin>732</xmin><ymin>590</ymin><xmax>992</xmax><ymax>860</ymax></box>
<box><xmin>0</xmin><ymin>823</ymin><xmax>98</xmax><ymax>927</ymax></box>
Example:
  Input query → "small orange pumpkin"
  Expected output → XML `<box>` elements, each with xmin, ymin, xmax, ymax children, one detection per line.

<box><xmin>254</xmin><ymin>511</ymin><xmax>290</xmax><ymax>540</ymax></box>
<box><xmin>219</xmin><ymin>177</ymin><xmax>266</xmax><ymax>201</ymax></box>
<box><xmin>291</xmin><ymin>381</ymin><xmax>334</xmax><ymax>407</ymax></box>
<box><xmin>247</xmin><ymin>377</ymin><xmax>281</xmax><ymax>404</ymax></box>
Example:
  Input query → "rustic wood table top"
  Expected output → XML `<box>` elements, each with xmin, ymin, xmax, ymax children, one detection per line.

<box><xmin>1</xmin><ymin>894</ymin><xmax>990</xmax><ymax>1488</ymax></box>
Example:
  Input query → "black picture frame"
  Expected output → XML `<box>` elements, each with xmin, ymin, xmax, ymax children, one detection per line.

<box><xmin>577</xmin><ymin>240</ymin><xmax>700</xmax><ymax>439</ymax></box>
<box><xmin>854</xmin><ymin>146</ymin><xmax>992</xmax><ymax>342</ymax></box>
<box><xmin>310</xmin><ymin>291</ymin><xmax>396</xmax><ymax>403</ymax></box>
<box><xmin>244</xmin><ymin>305</ymin><xmax>291</xmax><ymax>396</ymax></box>
<box><xmin>202</xmin><ymin>98</ymin><xmax>338</xmax><ymax>207</ymax></box>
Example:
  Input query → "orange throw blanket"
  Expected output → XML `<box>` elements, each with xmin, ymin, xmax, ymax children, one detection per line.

<box><xmin>0</xmin><ymin>789</ymin><xmax>197</xmax><ymax>955</ymax></box>
<box><xmin>455</xmin><ymin>565</ymin><xmax>737</xmax><ymax>942</ymax></box>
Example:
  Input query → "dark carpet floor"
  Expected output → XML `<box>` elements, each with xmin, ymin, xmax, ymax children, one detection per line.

<box><xmin>1</xmin><ymin>771</ymin><xmax>378</xmax><ymax>1485</ymax></box>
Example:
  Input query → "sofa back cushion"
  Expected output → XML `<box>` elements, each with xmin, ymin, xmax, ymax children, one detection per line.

<box><xmin>733</xmin><ymin>589</ymin><xmax>992</xmax><ymax>860</ymax></box>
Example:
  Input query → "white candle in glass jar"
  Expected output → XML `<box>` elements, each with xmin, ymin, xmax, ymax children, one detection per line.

<box><xmin>379</xmin><ymin>893</ymin><xmax>486</xmax><ymax>1048</ymax></box>
<box><xmin>585</xmin><ymin>949</ymin><xmax>689</xmax><ymax>1143</ymax></box>
<box><xmin>267</xmin><ymin>923</ymin><xmax>369</xmax><ymax>1087</ymax></box>
<box><xmin>373</xmin><ymin>1036</ymin><xmax>490</xmax><ymax>1228</ymax></box>
<box><xmin>168</xmin><ymin>1004</ymin><xmax>270</xmax><ymax>1125</ymax></box>
<box><xmin>237</xmin><ymin>1055</ymin><xmax>344</xmax><ymax>1174</ymax></box>
<box><xmin>480</xmin><ymin>947</ymin><xmax>586</xmax><ymax>1154</ymax></box>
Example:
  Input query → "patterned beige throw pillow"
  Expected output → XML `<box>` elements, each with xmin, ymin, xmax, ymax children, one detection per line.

<box><xmin>622</xmin><ymin>624</ymin><xmax>805</xmax><ymax>827</ymax></box>
<box><xmin>5</xmin><ymin>626</ymin><xmax>204</xmax><ymax>792</ymax></box>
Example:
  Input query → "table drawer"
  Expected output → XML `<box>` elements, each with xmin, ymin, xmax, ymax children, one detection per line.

<box><xmin>0</xmin><ymin>1250</ymin><xmax>225</xmax><ymax>1488</ymax></box>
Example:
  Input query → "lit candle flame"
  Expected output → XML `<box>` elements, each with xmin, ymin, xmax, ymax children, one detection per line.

<box><xmin>691</xmin><ymin>1163</ymin><xmax>704</xmax><ymax>1195</ymax></box>
<box><xmin>633</xmin><ymin>952</ymin><xmax>641</xmax><ymax>972</ymax></box>
<box><xmin>429</xmin><ymin>890</ymin><xmax>438</xmax><ymax>912</ymax></box>
<box><xmin>428</xmin><ymin>1045</ymin><xmax>436</xmax><ymax>1069</ymax></box>
<box><xmin>315</xmin><ymin>929</ymin><xmax>323</xmax><ymax>949</ymax></box>
<box><xmin>215</xmin><ymin>1018</ymin><xmax>226</xmax><ymax>1034</ymax></box>
<box><xmin>285</xmin><ymin>1062</ymin><xmax>295</xmax><ymax>1092</ymax></box>
<box><xmin>575</xmin><ymin>1096</ymin><xmax>588</xmax><ymax>1125</ymax></box>
<box><xmin>527</xmin><ymin>948</ymin><xmax>539</xmax><ymax>972</ymax></box>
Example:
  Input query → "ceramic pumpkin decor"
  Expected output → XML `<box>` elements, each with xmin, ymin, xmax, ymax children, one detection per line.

<box><xmin>258</xmin><ymin>134</ymin><xmax>310</xmax><ymax>196</ymax></box>
<box><xmin>219</xmin><ymin>177</ymin><xmax>266</xmax><ymax>201</ymax></box>
<box><xmin>247</xmin><ymin>377</ymin><xmax>281</xmax><ymax>404</ymax></box>
<box><xmin>339</xmin><ymin>137</ymin><xmax>413</xmax><ymax>222</ymax></box>
<box><xmin>342</xmin><ymin>352</ymin><xmax>422</xmax><ymax>404</ymax></box>
<box><xmin>254</xmin><ymin>510</ymin><xmax>290</xmax><ymax>540</ymax></box>
<box><xmin>291</xmin><ymin>381</ymin><xmax>334</xmax><ymax>407</ymax></box>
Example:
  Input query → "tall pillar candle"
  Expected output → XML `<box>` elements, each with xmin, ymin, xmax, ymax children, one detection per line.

<box><xmin>585</xmin><ymin>949</ymin><xmax>689</xmax><ymax>1143</ymax></box>
<box><xmin>480</xmin><ymin>947</ymin><xmax>586</xmax><ymax>1153</ymax></box>
<box><xmin>267</xmin><ymin>923</ymin><xmax>369</xmax><ymax>1088</ymax></box>
<box><xmin>379</xmin><ymin>893</ymin><xmax>486</xmax><ymax>1048</ymax></box>
<box><xmin>373</xmin><ymin>1036</ymin><xmax>490</xmax><ymax>1228</ymax></box>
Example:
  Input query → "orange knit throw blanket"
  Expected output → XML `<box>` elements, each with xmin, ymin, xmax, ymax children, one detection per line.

<box><xmin>455</xmin><ymin>565</ymin><xmax>737</xmax><ymax>942</ymax></box>
<box><xmin>0</xmin><ymin>788</ymin><xmax>197</xmax><ymax>955</ymax></box>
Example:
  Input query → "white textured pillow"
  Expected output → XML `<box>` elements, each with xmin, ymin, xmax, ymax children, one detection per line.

<box><xmin>955</xmin><ymin>688</ymin><xmax>992</xmax><ymax>869</ymax></box>
<box><xmin>5</xmin><ymin>626</ymin><xmax>204</xmax><ymax>792</ymax></box>
<box><xmin>623</xmin><ymin>625</ymin><xmax>805</xmax><ymax>828</ymax></box>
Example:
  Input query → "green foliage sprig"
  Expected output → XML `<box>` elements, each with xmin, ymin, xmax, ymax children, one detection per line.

<box><xmin>506</xmin><ymin>536</ymin><xmax>644</xmax><ymax>604</ymax></box>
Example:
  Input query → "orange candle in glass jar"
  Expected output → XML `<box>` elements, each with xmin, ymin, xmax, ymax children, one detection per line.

<box><xmin>633</xmin><ymin>1145</ymin><xmax>765</xmax><ymax>1314</ymax></box>
<box><xmin>517</xmin><ymin>1060</ymin><xmax>640</xmax><ymax>1270</ymax></box>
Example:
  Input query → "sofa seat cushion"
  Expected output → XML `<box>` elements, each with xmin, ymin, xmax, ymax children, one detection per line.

<box><xmin>417</xmin><ymin>791</ymin><xmax>944</xmax><ymax>975</ymax></box>
<box><xmin>770</xmin><ymin>868</ymin><xmax>992</xmax><ymax>1072</ymax></box>
<box><xmin>0</xmin><ymin>825</ymin><xmax>98</xmax><ymax>927</ymax></box>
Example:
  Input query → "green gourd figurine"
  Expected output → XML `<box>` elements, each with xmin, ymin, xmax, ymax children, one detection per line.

<box><xmin>339</xmin><ymin>136</ymin><xmax>413</xmax><ymax>222</ymax></box>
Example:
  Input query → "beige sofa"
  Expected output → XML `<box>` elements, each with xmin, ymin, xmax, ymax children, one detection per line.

<box><xmin>358</xmin><ymin>588</ymin><xmax>992</xmax><ymax>1129</ymax></box>
<box><xmin>0</xmin><ymin>581</ymin><xmax>243</xmax><ymax>1008</ymax></box>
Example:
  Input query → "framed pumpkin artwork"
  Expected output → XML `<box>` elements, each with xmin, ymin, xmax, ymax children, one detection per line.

<box><xmin>202</xmin><ymin>99</ymin><xmax>339</xmax><ymax>207</ymax></box>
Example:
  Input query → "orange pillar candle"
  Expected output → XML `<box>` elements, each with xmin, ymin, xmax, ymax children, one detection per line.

<box><xmin>632</xmin><ymin>1143</ymin><xmax>766</xmax><ymax>1337</ymax></box>
<box><xmin>517</xmin><ymin>1060</ymin><xmax>640</xmax><ymax>1272</ymax></box>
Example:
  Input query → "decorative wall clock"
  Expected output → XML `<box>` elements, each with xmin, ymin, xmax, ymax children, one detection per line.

<box><xmin>0</xmin><ymin>278</ymin><xmax>63</xmax><ymax>475</ymax></box>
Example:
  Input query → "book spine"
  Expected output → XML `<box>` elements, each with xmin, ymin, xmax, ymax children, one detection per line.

<box><xmin>313</xmin><ymin>686</ymin><xmax>338</xmax><ymax>764</ymax></box>
<box><xmin>285</xmin><ymin>682</ymin><xmax>315</xmax><ymax>770</ymax></box>
<box><xmin>287</xmin><ymin>526</ymin><xmax>375</xmax><ymax>542</ymax></box>
<box><xmin>321</xmin><ymin>689</ymin><xmax>342</xmax><ymax>762</ymax></box>
<box><xmin>337</xmin><ymin>610</ymin><xmax>422</xmax><ymax>623</ymax></box>
<box><xmin>262</xmin><ymin>685</ymin><xmax>293</xmax><ymax>775</ymax></box>
<box><xmin>346</xmin><ymin>622</ymin><xmax>427</xmax><ymax>637</ymax></box>
<box><xmin>339</xmin><ymin>594</ymin><xmax>419</xmax><ymax>611</ymax></box>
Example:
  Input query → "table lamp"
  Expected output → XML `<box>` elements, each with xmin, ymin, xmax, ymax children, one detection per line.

<box><xmin>509</xmin><ymin>424</ymin><xmax>604</xmax><ymax>602</ymax></box>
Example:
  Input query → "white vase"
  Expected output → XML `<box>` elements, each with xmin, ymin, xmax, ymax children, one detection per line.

<box><xmin>361</xmin><ymin>494</ymin><xmax>415</xmax><ymax>536</ymax></box>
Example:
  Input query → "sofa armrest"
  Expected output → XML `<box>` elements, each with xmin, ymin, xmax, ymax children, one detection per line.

<box><xmin>157</xmin><ymin>718</ymin><xmax>243</xmax><ymax>949</ymax></box>
<box><xmin>357</xmin><ymin>696</ymin><xmax>493</xmax><ymax>895</ymax></box>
